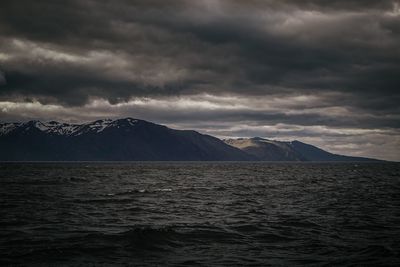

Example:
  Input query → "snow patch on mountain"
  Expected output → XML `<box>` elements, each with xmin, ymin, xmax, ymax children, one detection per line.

<box><xmin>0</xmin><ymin>122</ymin><xmax>21</xmax><ymax>136</ymax></box>
<box><xmin>0</xmin><ymin>118</ymin><xmax>139</xmax><ymax>136</ymax></box>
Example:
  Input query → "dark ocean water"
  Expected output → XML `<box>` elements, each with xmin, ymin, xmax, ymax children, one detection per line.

<box><xmin>0</xmin><ymin>162</ymin><xmax>400</xmax><ymax>266</ymax></box>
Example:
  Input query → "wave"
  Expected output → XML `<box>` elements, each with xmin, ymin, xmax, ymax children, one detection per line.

<box><xmin>74</xmin><ymin>225</ymin><xmax>246</xmax><ymax>251</ymax></box>
<box><xmin>109</xmin><ymin>186</ymin><xmax>225</xmax><ymax>196</ymax></box>
<box><xmin>100</xmin><ymin>226</ymin><xmax>182</xmax><ymax>251</ymax></box>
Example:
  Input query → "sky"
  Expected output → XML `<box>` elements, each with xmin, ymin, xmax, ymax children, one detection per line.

<box><xmin>0</xmin><ymin>0</ymin><xmax>399</xmax><ymax>161</ymax></box>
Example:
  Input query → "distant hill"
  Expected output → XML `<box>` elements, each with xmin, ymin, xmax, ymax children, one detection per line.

<box><xmin>0</xmin><ymin>118</ymin><xmax>252</xmax><ymax>161</ymax></box>
<box><xmin>224</xmin><ymin>137</ymin><xmax>379</xmax><ymax>162</ymax></box>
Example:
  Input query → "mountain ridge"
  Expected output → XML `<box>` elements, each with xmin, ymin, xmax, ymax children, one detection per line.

<box><xmin>224</xmin><ymin>137</ymin><xmax>379</xmax><ymax>162</ymax></box>
<box><xmin>0</xmin><ymin>118</ymin><xmax>381</xmax><ymax>161</ymax></box>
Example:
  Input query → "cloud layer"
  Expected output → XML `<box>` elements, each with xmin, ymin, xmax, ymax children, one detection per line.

<box><xmin>0</xmin><ymin>0</ymin><xmax>399</xmax><ymax>160</ymax></box>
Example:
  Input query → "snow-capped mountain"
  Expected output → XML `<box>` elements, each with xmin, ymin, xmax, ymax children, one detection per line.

<box><xmin>0</xmin><ymin>118</ymin><xmax>253</xmax><ymax>161</ymax></box>
<box><xmin>0</xmin><ymin>118</ymin><xmax>139</xmax><ymax>137</ymax></box>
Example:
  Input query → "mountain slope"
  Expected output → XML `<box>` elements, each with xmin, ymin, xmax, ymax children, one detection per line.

<box><xmin>0</xmin><ymin>118</ymin><xmax>253</xmax><ymax>161</ymax></box>
<box><xmin>224</xmin><ymin>137</ymin><xmax>379</xmax><ymax>162</ymax></box>
<box><xmin>289</xmin><ymin>140</ymin><xmax>378</xmax><ymax>162</ymax></box>
<box><xmin>224</xmin><ymin>137</ymin><xmax>305</xmax><ymax>161</ymax></box>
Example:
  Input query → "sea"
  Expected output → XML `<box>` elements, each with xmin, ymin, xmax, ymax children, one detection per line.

<box><xmin>0</xmin><ymin>162</ymin><xmax>399</xmax><ymax>266</ymax></box>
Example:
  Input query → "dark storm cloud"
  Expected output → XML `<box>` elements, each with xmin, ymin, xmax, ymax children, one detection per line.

<box><xmin>275</xmin><ymin>0</ymin><xmax>394</xmax><ymax>10</ymax></box>
<box><xmin>0</xmin><ymin>0</ymin><xmax>399</xmax><ymax>139</ymax></box>
<box><xmin>1</xmin><ymin>0</ymin><xmax>399</xmax><ymax>101</ymax></box>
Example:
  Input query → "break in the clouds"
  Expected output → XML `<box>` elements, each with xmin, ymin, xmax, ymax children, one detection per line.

<box><xmin>0</xmin><ymin>0</ymin><xmax>399</xmax><ymax>161</ymax></box>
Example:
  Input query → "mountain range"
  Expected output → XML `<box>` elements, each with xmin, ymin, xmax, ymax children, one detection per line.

<box><xmin>0</xmin><ymin>118</ymin><xmax>379</xmax><ymax>161</ymax></box>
